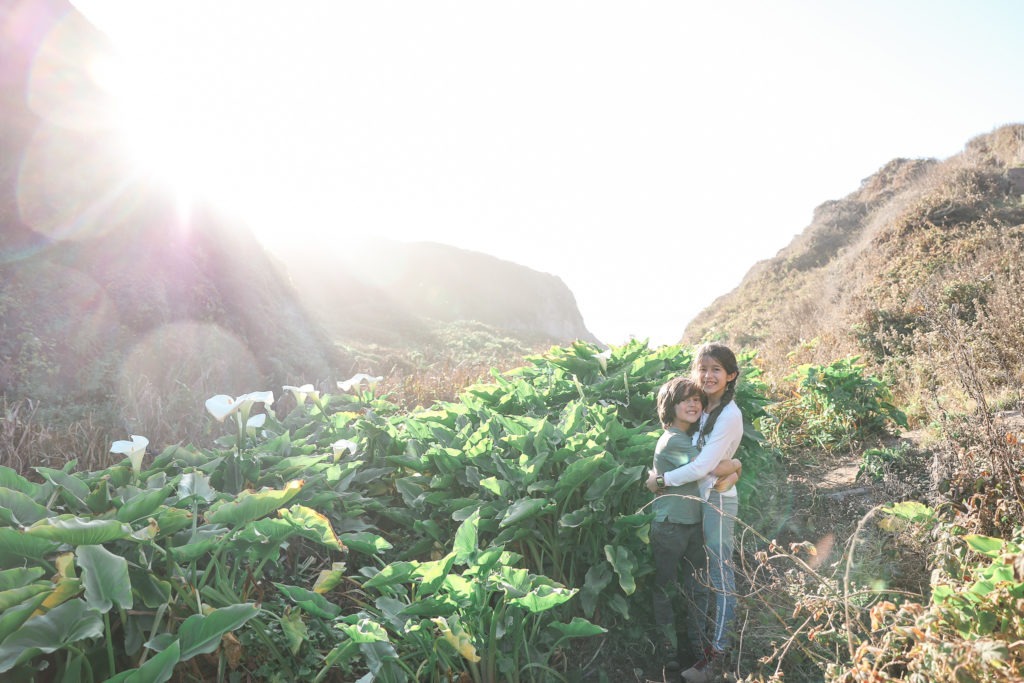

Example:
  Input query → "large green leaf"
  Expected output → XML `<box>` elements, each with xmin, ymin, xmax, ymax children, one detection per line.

<box><xmin>116</xmin><ymin>486</ymin><xmax>174</xmax><ymax>523</ymax></box>
<box><xmin>549</xmin><ymin>617</ymin><xmax>607</xmax><ymax>639</ymax></box>
<box><xmin>26</xmin><ymin>516</ymin><xmax>133</xmax><ymax>545</ymax></box>
<box><xmin>558</xmin><ymin>508</ymin><xmax>592</xmax><ymax>529</ymax></box>
<box><xmin>410</xmin><ymin>554</ymin><xmax>456</xmax><ymax>596</ymax></box>
<box><xmin>510</xmin><ymin>583</ymin><xmax>576</xmax><ymax>613</ymax></box>
<box><xmin>357</xmin><ymin>637</ymin><xmax>409</xmax><ymax>681</ymax></box>
<box><xmin>0</xmin><ymin>592</ymin><xmax>48</xmax><ymax>643</ymax></box>
<box><xmin>0</xmin><ymin>598</ymin><xmax>104</xmax><ymax>673</ymax></box>
<box><xmin>34</xmin><ymin>467</ymin><xmax>91</xmax><ymax>507</ymax></box>
<box><xmin>582</xmin><ymin>466</ymin><xmax>623</xmax><ymax>502</ymax></box>
<box><xmin>553</xmin><ymin>454</ymin><xmax>605</xmax><ymax>497</ymax></box>
<box><xmin>361</xmin><ymin>562</ymin><xmax>415</xmax><ymax>590</ymax></box>
<box><xmin>168</xmin><ymin>535</ymin><xmax>223</xmax><ymax>564</ymax></box>
<box><xmin>0</xmin><ymin>583</ymin><xmax>50</xmax><ymax>612</ymax></box>
<box><xmin>205</xmin><ymin>480</ymin><xmax>304</xmax><ymax>526</ymax></box>
<box><xmin>274</xmin><ymin>583</ymin><xmax>341</xmax><ymax>619</ymax></box>
<box><xmin>278</xmin><ymin>505</ymin><xmax>343</xmax><ymax>551</ymax></box>
<box><xmin>0</xmin><ymin>487</ymin><xmax>49</xmax><ymax>526</ymax></box>
<box><xmin>480</xmin><ymin>476</ymin><xmax>512</xmax><ymax>498</ymax></box>
<box><xmin>279</xmin><ymin>608</ymin><xmax>307</xmax><ymax>655</ymax></box>
<box><xmin>499</xmin><ymin>497</ymin><xmax>550</xmax><ymax>528</ymax></box>
<box><xmin>0</xmin><ymin>527</ymin><xmax>61</xmax><ymax>567</ymax></box>
<box><xmin>102</xmin><ymin>640</ymin><xmax>181</xmax><ymax>683</ymax></box>
<box><xmin>452</xmin><ymin>509</ymin><xmax>479</xmax><ymax>564</ymax></box>
<box><xmin>336</xmin><ymin>617</ymin><xmax>390</xmax><ymax>643</ymax></box>
<box><xmin>579</xmin><ymin>562</ymin><xmax>613</xmax><ymax>618</ymax></box>
<box><xmin>153</xmin><ymin>507</ymin><xmax>195</xmax><ymax>539</ymax></box>
<box><xmin>232</xmin><ymin>518</ymin><xmax>296</xmax><ymax>559</ymax></box>
<box><xmin>0</xmin><ymin>567</ymin><xmax>45</xmax><ymax>591</ymax></box>
<box><xmin>337</xmin><ymin>531</ymin><xmax>392</xmax><ymax>556</ymax></box>
<box><xmin>78</xmin><ymin>544</ymin><xmax>133</xmax><ymax>612</ymax></box>
<box><xmin>129</xmin><ymin>567</ymin><xmax>172</xmax><ymax>609</ymax></box>
<box><xmin>604</xmin><ymin>544</ymin><xmax>638</xmax><ymax>595</ymax></box>
<box><xmin>0</xmin><ymin>466</ymin><xmax>41</xmax><ymax>497</ymax></box>
<box><xmin>963</xmin><ymin>534</ymin><xmax>1006</xmax><ymax>558</ymax></box>
<box><xmin>177</xmin><ymin>471</ymin><xmax>216</xmax><ymax>502</ymax></box>
<box><xmin>148</xmin><ymin>604</ymin><xmax>259</xmax><ymax>662</ymax></box>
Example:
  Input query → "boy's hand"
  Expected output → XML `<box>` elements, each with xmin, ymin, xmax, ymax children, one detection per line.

<box><xmin>645</xmin><ymin>468</ymin><xmax>661</xmax><ymax>493</ymax></box>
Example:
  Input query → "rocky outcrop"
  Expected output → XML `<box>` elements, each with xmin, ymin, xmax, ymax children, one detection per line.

<box><xmin>273</xmin><ymin>238</ymin><xmax>599</xmax><ymax>346</ymax></box>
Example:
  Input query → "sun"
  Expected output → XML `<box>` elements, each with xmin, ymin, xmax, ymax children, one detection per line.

<box><xmin>82</xmin><ymin>10</ymin><xmax>256</xmax><ymax>208</ymax></box>
<box><xmin>71</xmin><ymin>1</ymin><xmax>344</xmax><ymax>241</ymax></box>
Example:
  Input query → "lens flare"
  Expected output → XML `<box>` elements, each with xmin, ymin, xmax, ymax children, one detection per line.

<box><xmin>116</xmin><ymin>322</ymin><xmax>262</xmax><ymax>441</ymax></box>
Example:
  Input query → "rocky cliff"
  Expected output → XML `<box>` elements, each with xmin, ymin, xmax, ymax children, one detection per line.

<box><xmin>271</xmin><ymin>237</ymin><xmax>598</xmax><ymax>347</ymax></box>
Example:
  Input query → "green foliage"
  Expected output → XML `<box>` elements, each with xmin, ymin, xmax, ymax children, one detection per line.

<box><xmin>829</xmin><ymin>503</ymin><xmax>1024</xmax><ymax>682</ymax></box>
<box><xmin>0</xmin><ymin>339</ymin><xmax>788</xmax><ymax>680</ymax></box>
<box><xmin>856</xmin><ymin>444</ymin><xmax>909</xmax><ymax>482</ymax></box>
<box><xmin>765</xmin><ymin>356</ymin><xmax>908</xmax><ymax>454</ymax></box>
<box><xmin>852</xmin><ymin>307</ymin><xmax>921</xmax><ymax>363</ymax></box>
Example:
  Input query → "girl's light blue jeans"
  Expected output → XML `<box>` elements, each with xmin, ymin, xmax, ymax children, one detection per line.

<box><xmin>702</xmin><ymin>490</ymin><xmax>738</xmax><ymax>653</ymax></box>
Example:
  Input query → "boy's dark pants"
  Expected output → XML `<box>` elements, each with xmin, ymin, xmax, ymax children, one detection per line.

<box><xmin>651</xmin><ymin>519</ymin><xmax>708</xmax><ymax>659</ymax></box>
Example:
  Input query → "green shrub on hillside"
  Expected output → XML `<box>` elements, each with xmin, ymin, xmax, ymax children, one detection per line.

<box><xmin>828</xmin><ymin>502</ymin><xmax>1024</xmax><ymax>683</ymax></box>
<box><xmin>765</xmin><ymin>356</ymin><xmax>908</xmax><ymax>454</ymax></box>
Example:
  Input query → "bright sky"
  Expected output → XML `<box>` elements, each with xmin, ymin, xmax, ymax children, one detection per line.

<box><xmin>71</xmin><ymin>0</ymin><xmax>1024</xmax><ymax>347</ymax></box>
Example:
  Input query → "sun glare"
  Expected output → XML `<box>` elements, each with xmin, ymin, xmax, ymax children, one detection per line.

<box><xmin>72</xmin><ymin>1</ymin><xmax>319</xmax><ymax>230</ymax></box>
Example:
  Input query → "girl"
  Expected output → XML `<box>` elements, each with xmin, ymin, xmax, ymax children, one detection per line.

<box><xmin>647</xmin><ymin>343</ymin><xmax>743</xmax><ymax>682</ymax></box>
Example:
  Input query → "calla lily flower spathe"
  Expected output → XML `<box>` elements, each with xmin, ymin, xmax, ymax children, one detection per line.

<box><xmin>246</xmin><ymin>413</ymin><xmax>267</xmax><ymax>436</ymax></box>
<box><xmin>111</xmin><ymin>434</ymin><xmax>149</xmax><ymax>474</ymax></box>
<box><xmin>205</xmin><ymin>391</ymin><xmax>275</xmax><ymax>422</ymax></box>
<box><xmin>283</xmin><ymin>384</ymin><xmax>319</xmax><ymax>405</ymax></box>
<box><xmin>332</xmin><ymin>439</ymin><xmax>358</xmax><ymax>458</ymax></box>
<box><xmin>337</xmin><ymin>374</ymin><xmax>383</xmax><ymax>393</ymax></box>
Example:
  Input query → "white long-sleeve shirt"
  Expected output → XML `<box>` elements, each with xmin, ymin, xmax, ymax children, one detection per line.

<box><xmin>662</xmin><ymin>401</ymin><xmax>743</xmax><ymax>498</ymax></box>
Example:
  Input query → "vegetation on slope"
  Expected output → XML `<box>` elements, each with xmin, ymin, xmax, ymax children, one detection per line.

<box><xmin>683</xmin><ymin>124</ymin><xmax>1024</xmax><ymax>421</ymax></box>
<box><xmin>5</xmin><ymin>329</ymin><xmax>1022</xmax><ymax>682</ymax></box>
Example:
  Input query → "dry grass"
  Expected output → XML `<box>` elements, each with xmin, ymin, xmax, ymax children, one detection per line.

<box><xmin>0</xmin><ymin>396</ymin><xmax>116</xmax><ymax>477</ymax></box>
<box><xmin>337</xmin><ymin>320</ymin><xmax>550</xmax><ymax>410</ymax></box>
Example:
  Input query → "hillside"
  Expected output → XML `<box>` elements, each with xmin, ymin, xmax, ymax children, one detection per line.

<box><xmin>0</xmin><ymin>0</ymin><xmax>597</xmax><ymax>457</ymax></box>
<box><xmin>270</xmin><ymin>237</ymin><xmax>598</xmax><ymax>347</ymax></box>
<box><xmin>683</xmin><ymin>124</ymin><xmax>1024</xmax><ymax>414</ymax></box>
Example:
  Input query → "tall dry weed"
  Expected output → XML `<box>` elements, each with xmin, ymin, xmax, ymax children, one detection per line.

<box><xmin>0</xmin><ymin>397</ymin><xmax>114</xmax><ymax>476</ymax></box>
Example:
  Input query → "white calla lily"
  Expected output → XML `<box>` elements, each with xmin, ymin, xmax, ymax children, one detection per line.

<box><xmin>283</xmin><ymin>384</ymin><xmax>318</xmax><ymax>405</ymax></box>
<box><xmin>235</xmin><ymin>391</ymin><xmax>275</xmax><ymax>411</ymax></box>
<box><xmin>332</xmin><ymin>439</ymin><xmax>357</xmax><ymax>458</ymax></box>
<box><xmin>111</xmin><ymin>434</ymin><xmax>149</xmax><ymax>474</ymax></box>
<box><xmin>206</xmin><ymin>391</ymin><xmax>275</xmax><ymax>423</ymax></box>
<box><xmin>246</xmin><ymin>413</ymin><xmax>267</xmax><ymax>436</ymax></box>
<box><xmin>337</xmin><ymin>373</ymin><xmax>383</xmax><ymax>392</ymax></box>
<box><xmin>205</xmin><ymin>394</ymin><xmax>239</xmax><ymax>422</ymax></box>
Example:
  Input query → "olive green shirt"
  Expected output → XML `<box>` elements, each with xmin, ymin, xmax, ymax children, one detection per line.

<box><xmin>652</xmin><ymin>427</ymin><xmax>702</xmax><ymax>524</ymax></box>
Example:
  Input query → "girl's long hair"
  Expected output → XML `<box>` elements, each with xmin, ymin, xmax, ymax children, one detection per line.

<box><xmin>693</xmin><ymin>342</ymin><xmax>739</xmax><ymax>449</ymax></box>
